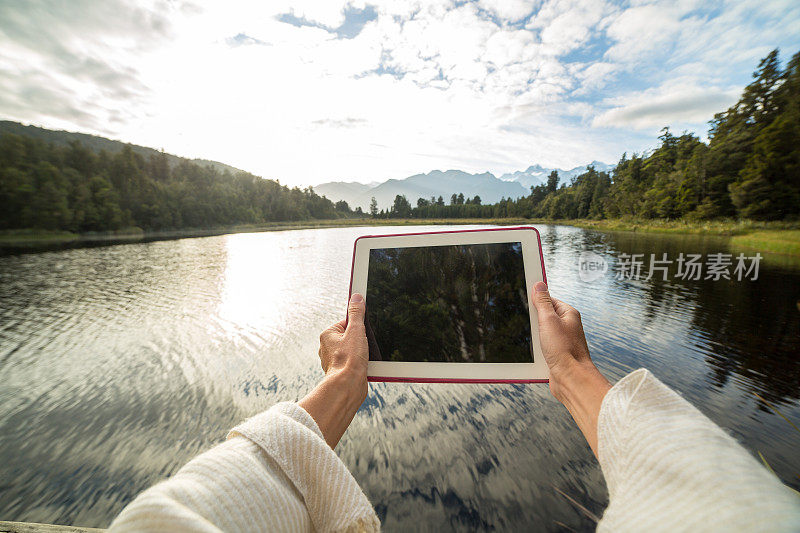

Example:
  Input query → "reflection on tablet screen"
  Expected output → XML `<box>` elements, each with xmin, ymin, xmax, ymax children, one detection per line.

<box><xmin>365</xmin><ymin>242</ymin><xmax>532</xmax><ymax>363</ymax></box>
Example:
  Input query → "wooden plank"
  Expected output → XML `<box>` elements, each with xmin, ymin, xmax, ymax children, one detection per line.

<box><xmin>0</xmin><ymin>521</ymin><xmax>105</xmax><ymax>533</ymax></box>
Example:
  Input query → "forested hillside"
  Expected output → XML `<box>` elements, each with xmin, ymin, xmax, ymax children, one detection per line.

<box><xmin>396</xmin><ymin>49</ymin><xmax>800</xmax><ymax>222</ymax></box>
<box><xmin>0</xmin><ymin>121</ymin><xmax>244</xmax><ymax>176</ymax></box>
<box><xmin>0</xmin><ymin>135</ymin><xmax>350</xmax><ymax>232</ymax></box>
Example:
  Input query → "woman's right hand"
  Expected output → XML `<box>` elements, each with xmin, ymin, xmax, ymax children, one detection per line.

<box><xmin>531</xmin><ymin>281</ymin><xmax>611</xmax><ymax>456</ymax></box>
<box><xmin>530</xmin><ymin>281</ymin><xmax>596</xmax><ymax>401</ymax></box>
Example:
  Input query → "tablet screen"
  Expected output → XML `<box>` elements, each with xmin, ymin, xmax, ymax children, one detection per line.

<box><xmin>365</xmin><ymin>242</ymin><xmax>533</xmax><ymax>363</ymax></box>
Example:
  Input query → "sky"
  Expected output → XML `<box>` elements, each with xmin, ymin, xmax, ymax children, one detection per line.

<box><xmin>1</xmin><ymin>0</ymin><xmax>799</xmax><ymax>187</ymax></box>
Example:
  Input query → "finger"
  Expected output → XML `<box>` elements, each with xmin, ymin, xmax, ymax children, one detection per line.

<box><xmin>345</xmin><ymin>293</ymin><xmax>366</xmax><ymax>334</ymax></box>
<box><xmin>319</xmin><ymin>325</ymin><xmax>338</xmax><ymax>346</ymax></box>
<box><xmin>330</xmin><ymin>318</ymin><xmax>347</xmax><ymax>334</ymax></box>
<box><xmin>550</xmin><ymin>297</ymin><xmax>573</xmax><ymax>318</ymax></box>
<box><xmin>532</xmin><ymin>281</ymin><xmax>557</xmax><ymax>322</ymax></box>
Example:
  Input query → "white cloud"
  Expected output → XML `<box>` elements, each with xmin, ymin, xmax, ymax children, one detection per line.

<box><xmin>271</xmin><ymin>0</ymin><xmax>349</xmax><ymax>28</ymax></box>
<box><xmin>576</xmin><ymin>61</ymin><xmax>618</xmax><ymax>92</ymax></box>
<box><xmin>537</xmin><ymin>0</ymin><xmax>610</xmax><ymax>55</ymax></box>
<box><xmin>478</xmin><ymin>0</ymin><xmax>536</xmax><ymax>23</ymax></box>
<box><xmin>1</xmin><ymin>0</ymin><xmax>799</xmax><ymax>185</ymax></box>
<box><xmin>604</xmin><ymin>4</ymin><xmax>685</xmax><ymax>62</ymax></box>
<box><xmin>0</xmin><ymin>0</ymin><xmax>182</xmax><ymax>132</ymax></box>
<box><xmin>592</xmin><ymin>83</ymin><xmax>740</xmax><ymax>130</ymax></box>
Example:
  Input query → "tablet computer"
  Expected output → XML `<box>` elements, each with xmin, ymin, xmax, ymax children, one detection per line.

<box><xmin>348</xmin><ymin>227</ymin><xmax>548</xmax><ymax>383</ymax></box>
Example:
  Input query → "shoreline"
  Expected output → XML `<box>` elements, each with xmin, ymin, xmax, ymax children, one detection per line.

<box><xmin>2</xmin><ymin>218</ymin><xmax>798</xmax><ymax>257</ymax></box>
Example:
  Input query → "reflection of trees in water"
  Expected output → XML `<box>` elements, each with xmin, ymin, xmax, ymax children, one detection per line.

<box><xmin>688</xmin><ymin>275</ymin><xmax>800</xmax><ymax>405</ymax></box>
<box><xmin>366</xmin><ymin>243</ymin><xmax>531</xmax><ymax>363</ymax></box>
<box><xmin>608</xmin><ymin>232</ymin><xmax>800</xmax><ymax>405</ymax></box>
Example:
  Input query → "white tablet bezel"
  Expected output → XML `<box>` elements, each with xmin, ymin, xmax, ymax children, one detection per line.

<box><xmin>349</xmin><ymin>227</ymin><xmax>548</xmax><ymax>383</ymax></box>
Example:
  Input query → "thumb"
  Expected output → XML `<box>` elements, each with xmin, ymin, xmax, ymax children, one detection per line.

<box><xmin>532</xmin><ymin>282</ymin><xmax>557</xmax><ymax>321</ymax></box>
<box><xmin>346</xmin><ymin>293</ymin><xmax>366</xmax><ymax>332</ymax></box>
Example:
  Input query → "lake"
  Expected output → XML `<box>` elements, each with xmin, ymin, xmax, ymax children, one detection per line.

<box><xmin>1</xmin><ymin>224</ymin><xmax>799</xmax><ymax>531</ymax></box>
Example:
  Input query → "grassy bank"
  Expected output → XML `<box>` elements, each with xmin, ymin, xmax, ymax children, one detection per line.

<box><xmin>0</xmin><ymin>229</ymin><xmax>81</xmax><ymax>244</ymax></box>
<box><xmin>3</xmin><ymin>218</ymin><xmax>799</xmax><ymax>257</ymax></box>
<box><xmin>560</xmin><ymin>219</ymin><xmax>800</xmax><ymax>256</ymax></box>
<box><xmin>564</xmin><ymin>218</ymin><xmax>799</xmax><ymax>236</ymax></box>
<box><xmin>0</xmin><ymin>227</ymin><xmax>144</xmax><ymax>247</ymax></box>
<box><xmin>729</xmin><ymin>230</ymin><xmax>800</xmax><ymax>256</ymax></box>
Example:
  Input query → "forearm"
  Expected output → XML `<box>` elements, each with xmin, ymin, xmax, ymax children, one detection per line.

<box><xmin>299</xmin><ymin>368</ymin><xmax>365</xmax><ymax>448</ymax></box>
<box><xmin>552</xmin><ymin>362</ymin><xmax>611</xmax><ymax>457</ymax></box>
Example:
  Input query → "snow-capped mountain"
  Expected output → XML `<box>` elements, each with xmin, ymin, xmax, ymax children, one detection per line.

<box><xmin>500</xmin><ymin>161</ymin><xmax>615</xmax><ymax>189</ymax></box>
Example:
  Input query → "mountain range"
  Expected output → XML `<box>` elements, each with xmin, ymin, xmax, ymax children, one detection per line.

<box><xmin>315</xmin><ymin>161</ymin><xmax>615</xmax><ymax>210</ymax></box>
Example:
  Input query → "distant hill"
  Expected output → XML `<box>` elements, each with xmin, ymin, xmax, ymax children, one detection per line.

<box><xmin>500</xmin><ymin>161</ymin><xmax>615</xmax><ymax>189</ymax></box>
<box><xmin>317</xmin><ymin>170</ymin><xmax>529</xmax><ymax>210</ymax></box>
<box><xmin>314</xmin><ymin>181</ymin><xmax>374</xmax><ymax>200</ymax></box>
<box><xmin>0</xmin><ymin>120</ymin><xmax>245</xmax><ymax>175</ymax></box>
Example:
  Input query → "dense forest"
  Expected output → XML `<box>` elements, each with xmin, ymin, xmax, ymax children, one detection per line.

<box><xmin>378</xmin><ymin>49</ymin><xmax>800</xmax><ymax>222</ymax></box>
<box><xmin>1</xmin><ymin>49</ymin><xmax>797</xmax><ymax>233</ymax></box>
<box><xmin>0</xmin><ymin>136</ymin><xmax>355</xmax><ymax>232</ymax></box>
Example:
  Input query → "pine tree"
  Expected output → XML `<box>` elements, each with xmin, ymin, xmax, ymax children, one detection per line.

<box><xmin>547</xmin><ymin>170</ymin><xmax>559</xmax><ymax>193</ymax></box>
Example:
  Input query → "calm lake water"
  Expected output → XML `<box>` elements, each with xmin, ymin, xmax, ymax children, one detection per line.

<box><xmin>1</xmin><ymin>224</ymin><xmax>799</xmax><ymax>531</ymax></box>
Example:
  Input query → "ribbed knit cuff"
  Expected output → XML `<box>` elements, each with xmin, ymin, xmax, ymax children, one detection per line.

<box><xmin>226</xmin><ymin>401</ymin><xmax>325</xmax><ymax>443</ymax></box>
<box><xmin>227</xmin><ymin>402</ymin><xmax>379</xmax><ymax>533</ymax></box>
<box><xmin>260</xmin><ymin>402</ymin><xmax>325</xmax><ymax>440</ymax></box>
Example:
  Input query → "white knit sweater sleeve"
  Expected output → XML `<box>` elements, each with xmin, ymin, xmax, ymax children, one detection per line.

<box><xmin>109</xmin><ymin>402</ymin><xmax>380</xmax><ymax>533</ymax></box>
<box><xmin>597</xmin><ymin>368</ymin><xmax>800</xmax><ymax>532</ymax></box>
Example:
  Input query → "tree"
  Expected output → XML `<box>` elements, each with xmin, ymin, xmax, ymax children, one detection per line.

<box><xmin>417</xmin><ymin>197</ymin><xmax>430</xmax><ymax>208</ymax></box>
<box><xmin>450</xmin><ymin>193</ymin><xmax>458</xmax><ymax>205</ymax></box>
<box><xmin>34</xmin><ymin>179</ymin><xmax>70</xmax><ymax>229</ymax></box>
<box><xmin>547</xmin><ymin>170</ymin><xmax>559</xmax><ymax>193</ymax></box>
<box><xmin>456</xmin><ymin>192</ymin><xmax>465</xmax><ymax>205</ymax></box>
<box><xmin>741</xmin><ymin>49</ymin><xmax>783</xmax><ymax>126</ymax></box>
<box><xmin>391</xmin><ymin>194</ymin><xmax>412</xmax><ymax>218</ymax></box>
<box><xmin>436</xmin><ymin>196</ymin><xmax>445</xmax><ymax>206</ymax></box>
<box><xmin>730</xmin><ymin>102</ymin><xmax>800</xmax><ymax>218</ymax></box>
<box><xmin>88</xmin><ymin>176</ymin><xmax>123</xmax><ymax>230</ymax></box>
<box><xmin>725</xmin><ymin>49</ymin><xmax>800</xmax><ymax>219</ymax></box>
<box><xmin>472</xmin><ymin>195</ymin><xmax>481</xmax><ymax>205</ymax></box>
<box><xmin>369</xmin><ymin>196</ymin><xmax>378</xmax><ymax>217</ymax></box>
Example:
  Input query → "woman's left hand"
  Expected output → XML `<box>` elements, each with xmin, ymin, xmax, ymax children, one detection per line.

<box><xmin>318</xmin><ymin>293</ymin><xmax>369</xmax><ymax>399</ymax></box>
<box><xmin>299</xmin><ymin>293</ymin><xmax>369</xmax><ymax>448</ymax></box>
